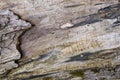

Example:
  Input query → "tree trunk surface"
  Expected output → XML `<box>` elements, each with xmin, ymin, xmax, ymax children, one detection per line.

<box><xmin>0</xmin><ymin>0</ymin><xmax>120</xmax><ymax>80</ymax></box>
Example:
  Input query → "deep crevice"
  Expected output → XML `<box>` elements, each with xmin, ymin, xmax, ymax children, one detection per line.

<box><xmin>1</xmin><ymin>10</ymin><xmax>35</xmax><ymax>77</ymax></box>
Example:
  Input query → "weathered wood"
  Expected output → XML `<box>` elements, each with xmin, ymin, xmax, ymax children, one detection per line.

<box><xmin>0</xmin><ymin>0</ymin><xmax>120</xmax><ymax>80</ymax></box>
<box><xmin>0</xmin><ymin>10</ymin><xmax>31</xmax><ymax>75</ymax></box>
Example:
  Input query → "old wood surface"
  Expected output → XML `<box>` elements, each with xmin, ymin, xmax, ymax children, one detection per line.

<box><xmin>0</xmin><ymin>0</ymin><xmax>120</xmax><ymax>80</ymax></box>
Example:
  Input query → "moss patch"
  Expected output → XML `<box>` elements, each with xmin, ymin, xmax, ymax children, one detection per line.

<box><xmin>70</xmin><ymin>70</ymin><xmax>84</xmax><ymax>78</ymax></box>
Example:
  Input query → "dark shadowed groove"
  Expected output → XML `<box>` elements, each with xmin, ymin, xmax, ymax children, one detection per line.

<box><xmin>66</xmin><ymin>47</ymin><xmax>120</xmax><ymax>62</ymax></box>
<box><xmin>0</xmin><ymin>10</ymin><xmax>35</xmax><ymax>79</ymax></box>
<box><xmin>7</xmin><ymin>10</ymin><xmax>35</xmax><ymax>72</ymax></box>
<box><xmin>64</xmin><ymin>4</ymin><xmax>85</xmax><ymax>8</ymax></box>
<box><xmin>15</xmin><ymin>27</ymin><xmax>34</xmax><ymax>64</ymax></box>
<box><xmin>68</xmin><ymin>3</ymin><xmax>120</xmax><ymax>28</ymax></box>
<box><xmin>18</xmin><ymin>72</ymin><xmax>56</xmax><ymax>80</ymax></box>
<box><xmin>66</xmin><ymin>52</ymin><xmax>94</xmax><ymax>62</ymax></box>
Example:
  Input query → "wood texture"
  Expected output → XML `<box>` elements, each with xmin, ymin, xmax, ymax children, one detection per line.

<box><xmin>0</xmin><ymin>0</ymin><xmax>120</xmax><ymax>80</ymax></box>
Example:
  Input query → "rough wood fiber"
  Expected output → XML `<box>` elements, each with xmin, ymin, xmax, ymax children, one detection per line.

<box><xmin>0</xmin><ymin>0</ymin><xmax>120</xmax><ymax>80</ymax></box>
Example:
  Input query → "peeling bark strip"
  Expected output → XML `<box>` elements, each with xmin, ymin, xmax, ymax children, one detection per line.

<box><xmin>0</xmin><ymin>10</ymin><xmax>31</xmax><ymax>75</ymax></box>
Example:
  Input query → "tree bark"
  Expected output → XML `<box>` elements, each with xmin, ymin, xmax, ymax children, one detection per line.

<box><xmin>0</xmin><ymin>0</ymin><xmax>120</xmax><ymax>80</ymax></box>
